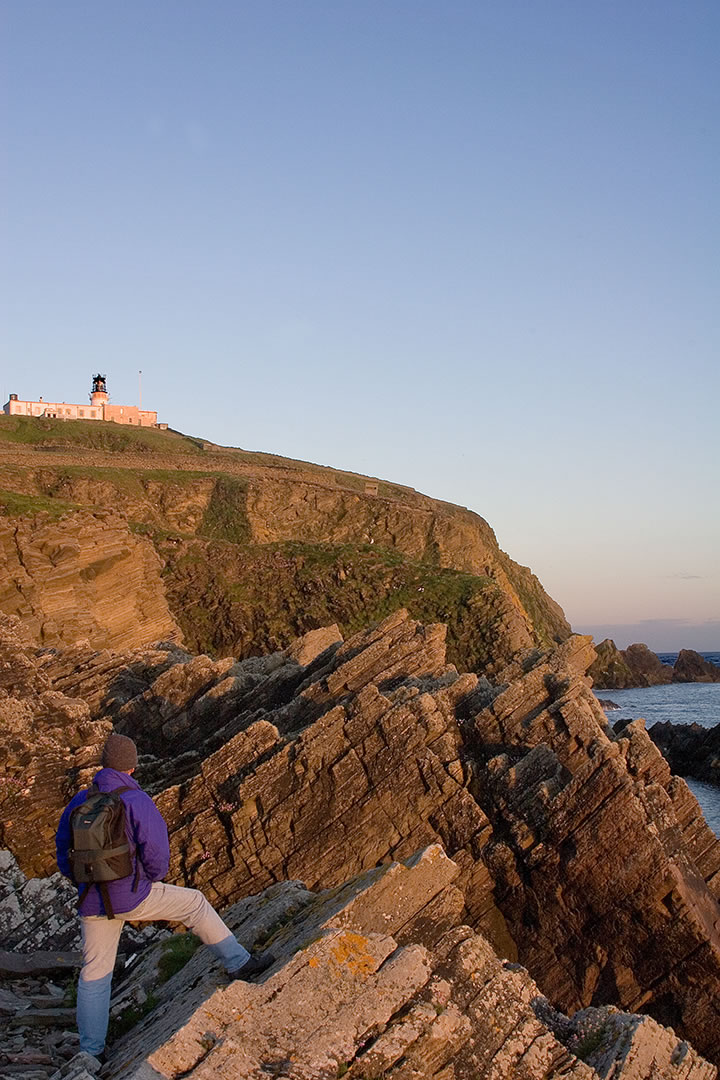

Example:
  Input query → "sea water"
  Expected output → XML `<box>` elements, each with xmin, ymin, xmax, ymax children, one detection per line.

<box><xmin>592</xmin><ymin>653</ymin><xmax>720</xmax><ymax>837</ymax></box>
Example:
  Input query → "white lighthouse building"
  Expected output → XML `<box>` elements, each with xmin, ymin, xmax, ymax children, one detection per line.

<box><xmin>3</xmin><ymin>374</ymin><xmax>164</xmax><ymax>428</ymax></box>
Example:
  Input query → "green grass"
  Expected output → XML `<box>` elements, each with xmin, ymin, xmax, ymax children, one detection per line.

<box><xmin>0</xmin><ymin>489</ymin><xmax>82</xmax><ymax>518</ymax></box>
<box><xmin>0</xmin><ymin>416</ymin><xmax>418</xmax><ymax>501</ymax></box>
<box><xmin>198</xmin><ymin>475</ymin><xmax>251</xmax><ymax>544</ymax></box>
<box><xmin>574</xmin><ymin>1025</ymin><xmax>609</xmax><ymax>1062</ymax></box>
<box><xmin>40</xmin><ymin>465</ymin><xmax>220</xmax><ymax>497</ymax></box>
<box><xmin>0</xmin><ymin>414</ymin><xmax>203</xmax><ymax>454</ymax></box>
<box><xmin>128</xmin><ymin>520</ymin><xmax>195</xmax><ymax>541</ymax></box>
<box><xmin>108</xmin><ymin>991</ymin><xmax>159</xmax><ymax>1040</ymax></box>
<box><xmin>158</xmin><ymin>932</ymin><xmax>202</xmax><ymax>982</ymax></box>
<box><xmin>198</xmin><ymin>442</ymin><xmax>415</xmax><ymax>496</ymax></box>
<box><xmin>164</xmin><ymin>532</ymin><xmax>496</xmax><ymax>667</ymax></box>
<box><xmin>273</xmin><ymin>540</ymin><xmax>406</xmax><ymax>571</ymax></box>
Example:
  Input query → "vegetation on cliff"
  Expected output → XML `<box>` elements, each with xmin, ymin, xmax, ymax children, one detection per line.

<box><xmin>0</xmin><ymin>415</ymin><xmax>570</xmax><ymax>673</ymax></box>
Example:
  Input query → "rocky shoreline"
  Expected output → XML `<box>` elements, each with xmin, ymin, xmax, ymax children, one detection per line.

<box><xmin>2</xmin><ymin>609</ymin><xmax>720</xmax><ymax>1075</ymax></box>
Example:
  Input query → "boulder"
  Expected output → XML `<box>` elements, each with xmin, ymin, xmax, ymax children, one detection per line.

<box><xmin>624</xmin><ymin>643</ymin><xmax>673</xmax><ymax>685</ymax></box>
<box><xmin>650</xmin><ymin>721</ymin><xmax>720</xmax><ymax>787</ymax></box>
<box><xmin>673</xmin><ymin>650</ymin><xmax>720</xmax><ymax>683</ymax></box>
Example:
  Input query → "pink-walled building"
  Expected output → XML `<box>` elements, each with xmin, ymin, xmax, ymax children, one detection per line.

<box><xmin>2</xmin><ymin>375</ymin><xmax>165</xmax><ymax>428</ymax></box>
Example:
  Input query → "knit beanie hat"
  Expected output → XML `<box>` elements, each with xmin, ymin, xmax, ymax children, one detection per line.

<box><xmin>101</xmin><ymin>733</ymin><xmax>138</xmax><ymax>771</ymax></box>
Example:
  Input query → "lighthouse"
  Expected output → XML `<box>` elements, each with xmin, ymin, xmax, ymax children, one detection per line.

<box><xmin>90</xmin><ymin>374</ymin><xmax>109</xmax><ymax>408</ymax></box>
<box><xmin>3</xmin><ymin>374</ymin><xmax>164</xmax><ymax>427</ymax></box>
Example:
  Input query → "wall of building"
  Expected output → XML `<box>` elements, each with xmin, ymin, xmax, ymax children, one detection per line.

<box><xmin>3</xmin><ymin>399</ymin><xmax>103</xmax><ymax>420</ymax></box>
<box><xmin>3</xmin><ymin>398</ymin><xmax>158</xmax><ymax>426</ymax></box>
<box><xmin>103</xmin><ymin>404</ymin><xmax>158</xmax><ymax>426</ymax></box>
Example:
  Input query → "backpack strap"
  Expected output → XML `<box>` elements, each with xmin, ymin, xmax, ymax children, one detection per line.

<box><xmin>98</xmin><ymin>882</ymin><xmax>116</xmax><ymax>920</ymax></box>
<box><xmin>104</xmin><ymin>784</ymin><xmax>136</xmax><ymax>912</ymax></box>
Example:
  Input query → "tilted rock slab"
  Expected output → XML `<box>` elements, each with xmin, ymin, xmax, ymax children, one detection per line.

<box><xmin>148</xmin><ymin>611</ymin><xmax>509</xmax><ymax>953</ymax></box>
<box><xmin>469</xmin><ymin>635</ymin><xmax>720</xmax><ymax>1066</ymax></box>
<box><xmin>102</xmin><ymin>847</ymin><xmax>715</xmax><ymax>1080</ymax></box>
<box><xmin>0</xmin><ymin>614</ymin><xmax>114</xmax><ymax>876</ymax></box>
<box><xmin>6</xmin><ymin>610</ymin><xmax>720</xmax><ymax>1066</ymax></box>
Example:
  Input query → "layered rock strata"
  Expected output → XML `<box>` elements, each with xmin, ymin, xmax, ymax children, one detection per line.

<box><xmin>469</xmin><ymin>635</ymin><xmax>720</xmax><ymax>1064</ymax></box>
<box><xmin>0</xmin><ymin>614</ymin><xmax>113</xmax><ymax>876</ymax></box>
<box><xmin>0</xmin><ymin>511</ymin><xmax>182</xmax><ymax>650</ymax></box>
<box><xmin>3</xmin><ymin>846</ymin><xmax>715</xmax><ymax>1080</ymax></box>
<box><xmin>1</xmin><ymin>434</ymin><xmax>571</xmax><ymax>665</ymax></box>
<box><xmin>4</xmin><ymin>610</ymin><xmax>720</xmax><ymax>1066</ymax></box>
<box><xmin>43</xmin><ymin>847</ymin><xmax>720</xmax><ymax>1080</ymax></box>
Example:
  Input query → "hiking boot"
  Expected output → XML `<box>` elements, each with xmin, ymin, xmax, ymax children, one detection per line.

<box><xmin>225</xmin><ymin>950</ymin><xmax>277</xmax><ymax>983</ymax></box>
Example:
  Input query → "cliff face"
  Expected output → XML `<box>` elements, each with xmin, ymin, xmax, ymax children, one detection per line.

<box><xmin>4</xmin><ymin>421</ymin><xmax>720</xmax><ymax>1076</ymax></box>
<box><xmin>0</xmin><ymin>510</ymin><xmax>182</xmax><ymax>650</ymax></box>
<box><xmin>157</xmin><ymin>533</ymin><xmax>539</xmax><ymax>676</ymax></box>
<box><xmin>0</xmin><ymin>614</ymin><xmax>113</xmax><ymax>876</ymax></box>
<box><xmin>5</xmin><ymin>609</ymin><xmax>720</xmax><ymax>1066</ymax></box>
<box><xmin>0</xmin><ymin>426</ymin><xmax>570</xmax><ymax>670</ymax></box>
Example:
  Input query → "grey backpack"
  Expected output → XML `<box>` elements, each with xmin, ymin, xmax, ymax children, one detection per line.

<box><xmin>69</xmin><ymin>784</ymin><xmax>135</xmax><ymax>918</ymax></box>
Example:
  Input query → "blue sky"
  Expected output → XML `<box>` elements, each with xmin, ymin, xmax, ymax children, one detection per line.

<box><xmin>2</xmin><ymin>1</ymin><xmax>718</xmax><ymax>650</ymax></box>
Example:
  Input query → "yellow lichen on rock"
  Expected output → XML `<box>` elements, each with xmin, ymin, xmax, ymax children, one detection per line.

<box><xmin>329</xmin><ymin>930</ymin><xmax>376</xmax><ymax>978</ymax></box>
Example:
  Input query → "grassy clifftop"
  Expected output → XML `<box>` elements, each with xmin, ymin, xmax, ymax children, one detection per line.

<box><xmin>0</xmin><ymin>416</ymin><xmax>570</xmax><ymax>670</ymax></box>
<box><xmin>0</xmin><ymin>414</ymin><xmax>204</xmax><ymax>454</ymax></box>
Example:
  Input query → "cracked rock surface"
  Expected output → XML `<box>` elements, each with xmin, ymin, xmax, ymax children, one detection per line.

<box><xmin>5</xmin><ymin>847</ymin><xmax>715</xmax><ymax>1080</ymax></box>
<box><xmin>2</xmin><ymin>610</ymin><xmax>720</xmax><ymax>1070</ymax></box>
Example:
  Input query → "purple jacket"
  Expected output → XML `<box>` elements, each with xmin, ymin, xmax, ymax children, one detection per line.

<box><xmin>55</xmin><ymin>768</ymin><xmax>170</xmax><ymax>917</ymax></box>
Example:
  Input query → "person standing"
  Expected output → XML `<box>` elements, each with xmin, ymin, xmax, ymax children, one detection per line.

<box><xmin>55</xmin><ymin>733</ymin><xmax>273</xmax><ymax>1060</ymax></box>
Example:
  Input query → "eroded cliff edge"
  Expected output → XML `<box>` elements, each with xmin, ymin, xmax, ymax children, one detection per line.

<box><xmin>0</xmin><ymin>417</ymin><xmax>569</xmax><ymax>669</ymax></box>
<box><xmin>3</xmin><ymin>610</ymin><xmax>720</xmax><ymax>1068</ymax></box>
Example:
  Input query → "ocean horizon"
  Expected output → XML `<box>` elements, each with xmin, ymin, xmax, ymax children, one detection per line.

<box><xmin>656</xmin><ymin>651</ymin><xmax>720</xmax><ymax>666</ymax></box>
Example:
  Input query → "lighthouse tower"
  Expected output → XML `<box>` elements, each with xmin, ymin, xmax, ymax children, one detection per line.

<box><xmin>90</xmin><ymin>374</ymin><xmax>109</xmax><ymax>408</ymax></box>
